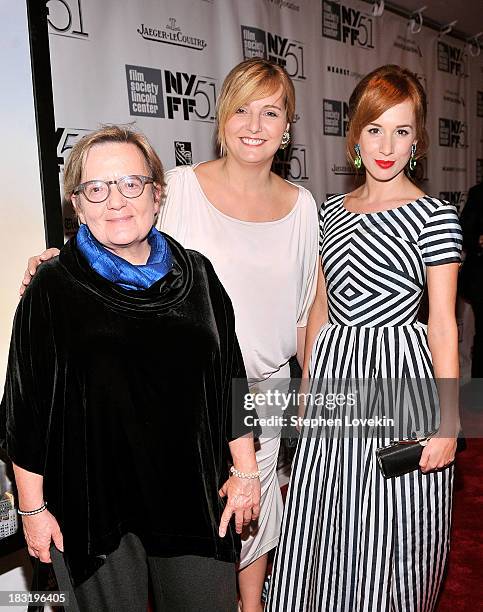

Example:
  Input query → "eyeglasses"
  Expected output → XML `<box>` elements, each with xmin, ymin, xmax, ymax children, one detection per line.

<box><xmin>73</xmin><ymin>175</ymin><xmax>154</xmax><ymax>203</ymax></box>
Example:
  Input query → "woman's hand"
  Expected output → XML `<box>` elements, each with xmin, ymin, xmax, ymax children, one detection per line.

<box><xmin>20</xmin><ymin>248</ymin><xmax>60</xmax><ymax>296</ymax></box>
<box><xmin>218</xmin><ymin>475</ymin><xmax>261</xmax><ymax>537</ymax></box>
<box><xmin>21</xmin><ymin>510</ymin><xmax>64</xmax><ymax>562</ymax></box>
<box><xmin>419</xmin><ymin>437</ymin><xmax>457</xmax><ymax>474</ymax></box>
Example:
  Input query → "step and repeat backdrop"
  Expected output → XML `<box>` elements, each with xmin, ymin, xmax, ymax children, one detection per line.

<box><xmin>47</xmin><ymin>0</ymin><xmax>483</xmax><ymax>225</ymax></box>
<box><xmin>45</xmin><ymin>0</ymin><xmax>483</xmax><ymax>382</ymax></box>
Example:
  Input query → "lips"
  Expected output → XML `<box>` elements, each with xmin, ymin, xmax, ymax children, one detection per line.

<box><xmin>106</xmin><ymin>216</ymin><xmax>133</xmax><ymax>222</ymax></box>
<box><xmin>375</xmin><ymin>160</ymin><xmax>395</xmax><ymax>169</ymax></box>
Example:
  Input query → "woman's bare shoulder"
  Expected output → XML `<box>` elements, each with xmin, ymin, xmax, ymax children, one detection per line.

<box><xmin>272</xmin><ymin>171</ymin><xmax>300</xmax><ymax>198</ymax></box>
<box><xmin>193</xmin><ymin>158</ymin><xmax>222</xmax><ymax>180</ymax></box>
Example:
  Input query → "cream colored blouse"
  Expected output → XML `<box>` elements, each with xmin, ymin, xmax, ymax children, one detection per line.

<box><xmin>158</xmin><ymin>164</ymin><xmax>319</xmax><ymax>383</ymax></box>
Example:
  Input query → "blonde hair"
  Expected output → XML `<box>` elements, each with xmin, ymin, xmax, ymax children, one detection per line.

<box><xmin>216</xmin><ymin>58</ymin><xmax>296</xmax><ymax>155</ymax></box>
<box><xmin>346</xmin><ymin>64</ymin><xmax>428</xmax><ymax>168</ymax></box>
<box><xmin>63</xmin><ymin>125</ymin><xmax>165</xmax><ymax>200</ymax></box>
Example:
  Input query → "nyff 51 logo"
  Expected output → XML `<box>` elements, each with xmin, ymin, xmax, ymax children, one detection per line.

<box><xmin>323</xmin><ymin>99</ymin><xmax>348</xmax><ymax>136</ymax></box>
<box><xmin>273</xmin><ymin>144</ymin><xmax>309</xmax><ymax>181</ymax></box>
<box><xmin>56</xmin><ymin>127</ymin><xmax>90</xmax><ymax>235</ymax></box>
<box><xmin>322</xmin><ymin>0</ymin><xmax>374</xmax><ymax>49</ymax></box>
<box><xmin>126</xmin><ymin>65</ymin><xmax>216</xmax><ymax>122</ymax></box>
<box><xmin>56</xmin><ymin>127</ymin><xmax>90</xmax><ymax>172</ymax></box>
<box><xmin>47</xmin><ymin>0</ymin><xmax>88</xmax><ymax>38</ymax></box>
<box><xmin>437</xmin><ymin>42</ymin><xmax>467</xmax><ymax>77</ymax></box>
<box><xmin>241</xmin><ymin>26</ymin><xmax>306</xmax><ymax>80</ymax></box>
<box><xmin>439</xmin><ymin>118</ymin><xmax>467</xmax><ymax>148</ymax></box>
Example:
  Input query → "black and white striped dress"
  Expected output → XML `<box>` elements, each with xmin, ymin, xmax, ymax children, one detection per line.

<box><xmin>267</xmin><ymin>195</ymin><xmax>462</xmax><ymax>612</ymax></box>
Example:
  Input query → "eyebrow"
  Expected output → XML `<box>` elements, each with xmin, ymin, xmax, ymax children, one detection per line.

<box><xmin>262</xmin><ymin>104</ymin><xmax>282</xmax><ymax>110</ymax></box>
<box><xmin>368</xmin><ymin>122</ymin><xmax>413</xmax><ymax>128</ymax></box>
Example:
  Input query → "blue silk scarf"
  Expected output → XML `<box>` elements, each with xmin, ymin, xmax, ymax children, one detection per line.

<box><xmin>76</xmin><ymin>224</ymin><xmax>173</xmax><ymax>290</ymax></box>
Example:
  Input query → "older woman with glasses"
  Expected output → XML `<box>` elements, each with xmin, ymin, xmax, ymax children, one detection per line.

<box><xmin>0</xmin><ymin>125</ymin><xmax>260</xmax><ymax>612</ymax></box>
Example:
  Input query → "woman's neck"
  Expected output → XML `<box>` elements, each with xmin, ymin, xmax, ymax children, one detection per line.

<box><xmin>357</xmin><ymin>171</ymin><xmax>422</xmax><ymax>205</ymax></box>
<box><xmin>220</xmin><ymin>155</ymin><xmax>273</xmax><ymax>195</ymax></box>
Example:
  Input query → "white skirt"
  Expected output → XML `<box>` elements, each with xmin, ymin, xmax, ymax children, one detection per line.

<box><xmin>239</xmin><ymin>362</ymin><xmax>290</xmax><ymax>569</ymax></box>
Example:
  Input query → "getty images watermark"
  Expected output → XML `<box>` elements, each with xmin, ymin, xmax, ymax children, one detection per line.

<box><xmin>243</xmin><ymin>388</ymin><xmax>394</xmax><ymax>429</ymax></box>
<box><xmin>231</xmin><ymin>378</ymin><xmax>471</xmax><ymax>439</ymax></box>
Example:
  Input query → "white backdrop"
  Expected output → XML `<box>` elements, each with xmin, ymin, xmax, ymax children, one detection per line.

<box><xmin>46</xmin><ymin>0</ymin><xmax>483</xmax><ymax>226</ymax></box>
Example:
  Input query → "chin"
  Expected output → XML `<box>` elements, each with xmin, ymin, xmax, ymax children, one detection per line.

<box><xmin>106</xmin><ymin>231</ymin><xmax>140</xmax><ymax>247</ymax></box>
<box><xmin>368</xmin><ymin>165</ymin><xmax>404</xmax><ymax>182</ymax></box>
<box><xmin>241</xmin><ymin>149</ymin><xmax>277</xmax><ymax>164</ymax></box>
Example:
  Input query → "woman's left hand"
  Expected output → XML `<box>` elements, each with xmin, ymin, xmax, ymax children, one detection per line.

<box><xmin>218</xmin><ymin>475</ymin><xmax>261</xmax><ymax>537</ymax></box>
<box><xmin>419</xmin><ymin>437</ymin><xmax>457</xmax><ymax>473</ymax></box>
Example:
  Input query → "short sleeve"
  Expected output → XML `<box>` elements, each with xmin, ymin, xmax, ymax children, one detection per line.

<box><xmin>296</xmin><ymin>189</ymin><xmax>319</xmax><ymax>327</ymax></box>
<box><xmin>418</xmin><ymin>203</ymin><xmax>463</xmax><ymax>266</ymax></box>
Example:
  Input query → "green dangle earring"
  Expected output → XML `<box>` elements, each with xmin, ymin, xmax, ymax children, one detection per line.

<box><xmin>409</xmin><ymin>143</ymin><xmax>417</xmax><ymax>171</ymax></box>
<box><xmin>354</xmin><ymin>144</ymin><xmax>362</xmax><ymax>170</ymax></box>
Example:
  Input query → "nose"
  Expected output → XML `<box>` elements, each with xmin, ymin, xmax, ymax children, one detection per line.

<box><xmin>247</xmin><ymin>112</ymin><xmax>262</xmax><ymax>134</ymax></box>
<box><xmin>105</xmin><ymin>184</ymin><xmax>127</xmax><ymax>210</ymax></box>
<box><xmin>379</xmin><ymin>133</ymin><xmax>394</xmax><ymax>156</ymax></box>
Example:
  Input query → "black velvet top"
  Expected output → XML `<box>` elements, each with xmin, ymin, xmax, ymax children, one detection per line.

<box><xmin>0</xmin><ymin>234</ymin><xmax>252</xmax><ymax>584</ymax></box>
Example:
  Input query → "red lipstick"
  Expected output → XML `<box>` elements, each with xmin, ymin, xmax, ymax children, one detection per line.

<box><xmin>375</xmin><ymin>160</ymin><xmax>395</xmax><ymax>169</ymax></box>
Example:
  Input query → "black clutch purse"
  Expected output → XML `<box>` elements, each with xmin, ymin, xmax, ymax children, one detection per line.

<box><xmin>376</xmin><ymin>438</ymin><xmax>429</xmax><ymax>479</ymax></box>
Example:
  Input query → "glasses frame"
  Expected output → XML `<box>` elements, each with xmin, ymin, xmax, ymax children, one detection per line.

<box><xmin>73</xmin><ymin>175</ymin><xmax>155</xmax><ymax>203</ymax></box>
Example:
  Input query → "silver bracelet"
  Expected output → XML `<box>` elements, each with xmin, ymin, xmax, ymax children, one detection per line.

<box><xmin>230</xmin><ymin>466</ymin><xmax>260</xmax><ymax>480</ymax></box>
<box><xmin>17</xmin><ymin>502</ymin><xmax>47</xmax><ymax>516</ymax></box>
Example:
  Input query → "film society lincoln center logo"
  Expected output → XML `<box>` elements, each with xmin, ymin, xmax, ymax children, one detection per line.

<box><xmin>323</xmin><ymin>99</ymin><xmax>348</xmax><ymax>137</ymax></box>
<box><xmin>241</xmin><ymin>26</ymin><xmax>306</xmax><ymax>80</ymax></box>
<box><xmin>322</xmin><ymin>0</ymin><xmax>374</xmax><ymax>49</ymax></box>
<box><xmin>126</xmin><ymin>65</ymin><xmax>216</xmax><ymax>122</ymax></box>
<box><xmin>439</xmin><ymin>117</ymin><xmax>468</xmax><ymax>148</ymax></box>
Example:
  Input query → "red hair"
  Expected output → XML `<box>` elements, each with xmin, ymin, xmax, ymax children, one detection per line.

<box><xmin>346</xmin><ymin>65</ymin><xmax>428</xmax><ymax>167</ymax></box>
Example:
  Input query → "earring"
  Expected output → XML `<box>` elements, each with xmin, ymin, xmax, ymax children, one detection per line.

<box><xmin>409</xmin><ymin>143</ymin><xmax>417</xmax><ymax>171</ymax></box>
<box><xmin>354</xmin><ymin>144</ymin><xmax>362</xmax><ymax>169</ymax></box>
<box><xmin>279</xmin><ymin>130</ymin><xmax>291</xmax><ymax>150</ymax></box>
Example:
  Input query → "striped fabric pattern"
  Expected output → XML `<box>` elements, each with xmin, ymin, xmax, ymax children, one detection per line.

<box><xmin>267</xmin><ymin>195</ymin><xmax>462</xmax><ymax>611</ymax></box>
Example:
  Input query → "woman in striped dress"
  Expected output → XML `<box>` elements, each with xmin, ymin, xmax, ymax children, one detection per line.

<box><xmin>267</xmin><ymin>65</ymin><xmax>462</xmax><ymax>611</ymax></box>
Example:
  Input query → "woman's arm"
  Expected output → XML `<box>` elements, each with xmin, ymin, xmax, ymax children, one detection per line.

<box><xmin>420</xmin><ymin>262</ymin><xmax>460</xmax><ymax>473</ymax></box>
<box><xmin>218</xmin><ymin>434</ymin><xmax>260</xmax><ymax>537</ymax></box>
<box><xmin>13</xmin><ymin>463</ymin><xmax>63</xmax><ymax>562</ymax></box>
<box><xmin>302</xmin><ymin>259</ymin><xmax>328</xmax><ymax>377</ymax></box>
